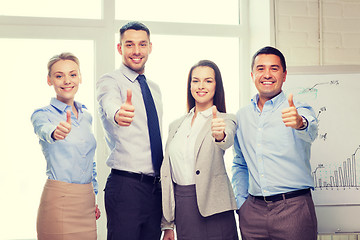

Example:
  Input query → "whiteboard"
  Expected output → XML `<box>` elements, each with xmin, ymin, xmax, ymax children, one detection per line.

<box><xmin>284</xmin><ymin>65</ymin><xmax>360</xmax><ymax>234</ymax></box>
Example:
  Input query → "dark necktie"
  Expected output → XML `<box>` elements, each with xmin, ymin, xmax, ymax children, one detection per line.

<box><xmin>137</xmin><ymin>74</ymin><xmax>163</xmax><ymax>175</ymax></box>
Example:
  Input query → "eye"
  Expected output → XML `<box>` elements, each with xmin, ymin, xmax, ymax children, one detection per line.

<box><xmin>71</xmin><ymin>73</ymin><xmax>77</xmax><ymax>77</ymax></box>
<box><xmin>55</xmin><ymin>75</ymin><xmax>62</xmax><ymax>79</ymax></box>
<box><xmin>140</xmin><ymin>43</ymin><xmax>147</xmax><ymax>47</ymax></box>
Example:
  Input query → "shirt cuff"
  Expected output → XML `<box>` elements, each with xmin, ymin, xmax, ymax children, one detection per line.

<box><xmin>297</xmin><ymin>116</ymin><xmax>308</xmax><ymax>131</ymax></box>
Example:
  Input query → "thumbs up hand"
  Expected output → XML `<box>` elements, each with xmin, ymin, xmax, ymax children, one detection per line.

<box><xmin>115</xmin><ymin>89</ymin><xmax>135</xmax><ymax>126</ymax></box>
<box><xmin>281</xmin><ymin>93</ymin><xmax>304</xmax><ymax>129</ymax></box>
<box><xmin>211</xmin><ymin>105</ymin><xmax>226</xmax><ymax>141</ymax></box>
<box><xmin>52</xmin><ymin>110</ymin><xmax>72</xmax><ymax>140</ymax></box>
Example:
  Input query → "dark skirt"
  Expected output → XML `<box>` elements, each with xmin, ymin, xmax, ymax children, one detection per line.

<box><xmin>174</xmin><ymin>184</ymin><xmax>239</xmax><ymax>240</ymax></box>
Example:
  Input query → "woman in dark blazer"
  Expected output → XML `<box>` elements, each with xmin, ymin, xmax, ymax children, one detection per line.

<box><xmin>161</xmin><ymin>60</ymin><xmax>238</xmax><ymax>240</ymax></box>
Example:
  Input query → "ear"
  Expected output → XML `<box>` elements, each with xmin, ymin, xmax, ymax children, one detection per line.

<box><xmin>283</xmin><ymin>70</ymin><xmax>287</xmax><ymax>82</ymax></box>
<box><xmin>117</xmin><ymin>43</ymin><xmax>123</xmax><ymax>55</ymax></box>
<box><xmin>251</xmin><ymin>72</ymin><xmax>255</xmax><ymax>82</ymax></box>
<box><xmin>47</xmin><ymin>75</ymin><xmax>52</xmax><ymax>86</ymax></box>
<box><xmin>149</xmin><ymin>42</ymin><xmax>153</xmax><ymax>54</ymax></box>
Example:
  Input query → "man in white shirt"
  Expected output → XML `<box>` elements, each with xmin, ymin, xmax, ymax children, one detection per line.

<box><xmin>97</xmin><ymin>21</ymin><xmax>163</xmax><ymax>240</ymax></box>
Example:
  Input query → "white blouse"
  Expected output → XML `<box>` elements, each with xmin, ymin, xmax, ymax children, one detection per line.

<box><xmin>168</xmin><ymin>107</ymin><xmax>213</xmax><ymax>185</ymax></box>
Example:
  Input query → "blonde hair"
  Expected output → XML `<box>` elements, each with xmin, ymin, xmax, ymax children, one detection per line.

<box><xmin>47</xmin><ymin>52</ymin><xmax>80</xmax><ymax>76</ymax></box>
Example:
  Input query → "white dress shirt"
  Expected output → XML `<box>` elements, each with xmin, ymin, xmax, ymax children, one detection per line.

<box><xmin>96</xmin><ymin>63</ymin><xmax>163</xmax><ymax>176</ymax></box>
<box><xmin>168</xmin><ymin>107</ymin><xmax>212</xmax><ymax>185</ymax></box>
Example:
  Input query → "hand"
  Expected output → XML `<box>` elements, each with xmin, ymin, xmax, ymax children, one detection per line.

<box><xmin>281</xmin><ymin>93</ymin><xmax>304</xmax><ymax>129</ymax></box>
<box><xmin>162</xmin><ymin>229</ymin><xmax>174</xmax><ymax>240</ymax></box>
<box><xmin>115</xmin><ymin>89</ymin><xmax>135</xmax><ymax>126</ymax></box>
<box><xmin>95</xmin><ymin>204</ymin><xmax>101</xmax><ymax>220</ymax></box>
<box><xmin>211</xmin><ymin>105</ymin><xmax>226</xmax><ymax>141</ymax></box>
<box><xmin>52</xmin><ymin>110</ymin><xmax>71</xmax><ymax>140</ymax></box>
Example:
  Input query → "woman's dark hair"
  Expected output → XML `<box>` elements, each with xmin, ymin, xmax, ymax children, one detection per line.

<box><xmin>186</xmin><ymin>60</ymin><xmax>226</xmax><ymax>113</ymax></box>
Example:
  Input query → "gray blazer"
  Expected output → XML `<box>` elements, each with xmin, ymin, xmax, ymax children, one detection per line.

<box><xmin>161</xmin><ymin>111</ymin><xmax>238</xmax><ymax>229</ymax></box>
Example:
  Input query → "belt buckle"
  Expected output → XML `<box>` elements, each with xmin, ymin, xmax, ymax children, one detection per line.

<box><xmin>263</xmin><ymin>196</ymin><xmax>272</xmax><ymax>203</ymax></box>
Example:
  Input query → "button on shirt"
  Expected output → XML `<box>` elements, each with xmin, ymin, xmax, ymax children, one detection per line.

<box><xmin>96</xmin><ymin>63</ymin><xmax>163</xmax><ymax>176</ymax></box>
<box><xmin>168</xmin><ymin>107</ymin><xmax>212</xmax><ymax>185</ymax></box>
<box><xmin>31</xmin><ymin>98</ymin><xmax>98</xmax><ymax>194</ymax></box>
<box><xmin>231</xmin><ymin>91</ymin><xmax>318</xmax><ymax>208</ymax></box>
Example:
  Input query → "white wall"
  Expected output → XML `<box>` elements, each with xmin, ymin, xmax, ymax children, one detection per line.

<box><xmin>274</xmin><ymin>0</ymin><xmax>360</xmax><ymax>66</ymax></box>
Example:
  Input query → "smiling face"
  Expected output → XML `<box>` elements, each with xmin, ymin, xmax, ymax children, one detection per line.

<box><xmin>118</xmin><ymin>29</ymin><xmax>152</xmax><ymax>74</ymax></box>
<box><xmin>47</xmin><ymin>59</ymin><xmax>81</xmax><ymax>105</ymax></box>
<box><xmin>251</xmin><ymin>54</ymin><xmax>287</xmax><ymax>105</ymax></box>
<box><xmin>190</xmin><ymin>66</ymin><xmax>216</xmax><ymax>112</ymax></box>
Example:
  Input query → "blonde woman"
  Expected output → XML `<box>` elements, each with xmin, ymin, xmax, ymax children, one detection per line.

<box><xmin>31</xmin><ymin>52</ymin><xmax>100</xmax><ymax>240</ymax></box>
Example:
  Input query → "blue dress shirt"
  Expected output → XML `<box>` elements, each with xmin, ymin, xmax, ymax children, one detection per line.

<box><xmin>96</xmin><ymin>63</ymin><xmax>163</xmax><ymax>176</ymax></box>
<box><xmin>31</xmin><ymin>98</ymin><xmax>98</xmax><ymax>194</ymax></box>
<box><xmin>232</xmin><ymin>91</ymin><xmax>318</xmax><ymax>208</ymax></box>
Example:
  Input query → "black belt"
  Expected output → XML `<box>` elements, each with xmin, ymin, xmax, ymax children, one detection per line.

<box><xmin>111</xmin><ymin>169</ymin><xmax>160</xmax><ymax>185</ymax></box>
<box><xmin>251</xmin><ymin>188</ymin><xmax>310</xmax><ymax>203</ymax></box>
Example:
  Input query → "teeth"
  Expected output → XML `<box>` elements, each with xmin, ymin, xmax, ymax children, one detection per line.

<box><xmin>262</xmin><ymin>82</ymin><xmax>273</xmax><ymax>85</ymax></box>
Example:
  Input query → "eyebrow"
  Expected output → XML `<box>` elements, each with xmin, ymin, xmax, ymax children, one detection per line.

<box><xmin>256</xmin><ymin>64</ymin><xmax>280</xmax><ymax>68</ymax></box>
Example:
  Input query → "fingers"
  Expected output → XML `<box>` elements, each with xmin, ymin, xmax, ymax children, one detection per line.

<box><xmin>212</xmin><ymin>105</ymin><xmax>217</xmax><ymax>119</ymax></box>
<box><xmin>95</xmin><ymin>204</ymin><xmax>101</xmax><ymax>220</ymax></box>
<box><xmin>52</xmin><ymin>120</ymin><xmax>72</xmax><ymax>140</ymax></box>
<box><xmin>126</xmin><ymin>89</ymin><xmax>132</xmax><ymax>105</ymax></box>
<box><xmin>211</xmin><ymin>109</ymin><xmax>226</xmax><ymax>141</ymax></box>
<box><xmin>115</xmin><ymin>89</ymin><xmax>135</xmax><ymax>126</ymax></box>
<box><xmin>282</xmin><ymin>94</ymin><xmax>302</xmax><ymax>129</ymax></box>
<box><xmin>288</xmin><ymin>93</ymin><xmax>295</xmax><ymax>107</ymax></box>
<box><xmin>66</xmin><ymin>110</ymin><xmax>72</xmax><ymax>124</ymax></box>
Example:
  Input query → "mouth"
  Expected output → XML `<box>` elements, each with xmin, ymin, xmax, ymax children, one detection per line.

<box><xmin>261</xmin><ymin>81</ymin><xmax>275</xmax><ymax>85</ymax></box>
<box><xmin>130</xmin><ymin>57</ymin><xmax>143</xmax><ymax>64</ymax></box>
<box><xmin>61</xmin><ymin>86</ymin><xmax>74</xmax><ymax>92</ymax></box>
<box><xmin>196</xmin><ymin>91</ymin><xmax>208</xmax><ymax>97</ymax></box>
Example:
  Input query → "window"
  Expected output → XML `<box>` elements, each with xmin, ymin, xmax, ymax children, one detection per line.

<box><xmin>0</xmin><ymin>0</ymin><xmax>102</xmax><ymax>19</ymax></box>
<box><xmin>115</xmin><ymin>0</ymin><xmax>239</xmax><ymax>25</ymax></box>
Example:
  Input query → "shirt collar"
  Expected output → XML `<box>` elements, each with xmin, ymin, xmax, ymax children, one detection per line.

<box><xmin>251</xmin><ymin>91</ymin><xmax>286</xmax><ymax>111</ymax></box>
<box><xmin>120</xmin><ymin>63</ymin><xmax>141</xmax><ymax>83</ymax></box>
<box><xmin>188</xmin><ymin>106</ymin><xmax>213</xmax><ymax>118</ymax></box>
<box><xmin>50</xmin><ymin>98</ymin><xmax>86</xmax><ymax>113</ymax></box>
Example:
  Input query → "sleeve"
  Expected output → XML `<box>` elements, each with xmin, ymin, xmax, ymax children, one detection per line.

<box><xmin>160</xmin><ymin>216</ymin><xmax>175</xmax><ymax>230</ymax></box>
<box><xmin>215</xmin><ymin>113</ymin><xmax>237</xmax><ymax>150</ymax></box>
<box><xmin>231</xmin><ymin>133</ymin><xmax>249</xmax><ymax>209</ymax></box>
<box><xmin>31</xmin><ymin>109</ymin><xmax>57</xmax><ymax>143</ymax></box>
<box><xmin>96</xmin><ymin>74</ymin><xmax>124</xmax><ymax>126</ymax></box>
<box><xmin>92</xmin><ymin>160</ymin><xmax>99</xmax><ymax>195</ymax></box>
<box><xmin>295</xmin><ymin>103</ymin><xmax>318</xmax><ymax>143</ymax></box>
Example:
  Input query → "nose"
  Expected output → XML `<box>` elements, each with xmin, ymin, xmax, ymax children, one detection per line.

<box><xmin>63</xmin><ymin>76</ymin><xmax>71</xmax><ymax>84</ymax></box>
<box><xmin>264</xmin><ymin>68</ymin><xmax>271</xmax><ymax>79</ymax></box>
<box><xmin>133</xmin><ymin>45</ymin><xmax>140</xmax><ymax>55</ymax></box>
<box><xmin>198</xmin><ymin>81</ymin><xmax>204</xmax><ymax>89</ymax></box>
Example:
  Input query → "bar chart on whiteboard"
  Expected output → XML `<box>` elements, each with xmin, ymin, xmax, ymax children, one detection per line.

<box><xmin>284</xmin><ymin>72</ymin><xmax>360</xmax><ymax>206</ymax></box>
